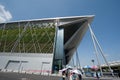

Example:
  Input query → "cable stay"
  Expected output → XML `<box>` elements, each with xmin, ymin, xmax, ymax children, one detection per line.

<box><xmin>88</xmin><ymin>24</ymin><xmax>114</xmax><ymax>77</ymax></box>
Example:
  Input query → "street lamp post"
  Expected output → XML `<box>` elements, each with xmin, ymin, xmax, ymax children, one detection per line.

<box><xmin>91</xmin><ymin>59</ymin><xmax>95</xmax><ymax>66</ymax></box>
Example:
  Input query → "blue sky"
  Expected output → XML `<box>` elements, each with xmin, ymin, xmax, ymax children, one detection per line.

<box><xmin>0</xmin><ymin>0</ymin><xmax>120</xmax><ymax>66</ymax></box>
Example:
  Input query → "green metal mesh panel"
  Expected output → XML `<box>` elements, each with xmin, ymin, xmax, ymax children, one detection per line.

<box><xmin>0</xmin><ymin>22</ymin><xmax>55</xmax><ymax>53</ymax></box>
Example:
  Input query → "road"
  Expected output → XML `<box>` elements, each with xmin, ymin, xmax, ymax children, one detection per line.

<box><xmin>0</xmin><ymin>72</ymin><xmax>119</xmax><ymax>80</ymax></box>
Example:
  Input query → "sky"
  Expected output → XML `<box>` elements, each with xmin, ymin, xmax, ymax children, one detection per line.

<box><xmin>0</xmin><ymin>0</ymin><xmax>120</xmax><ymax>67</ymax></box>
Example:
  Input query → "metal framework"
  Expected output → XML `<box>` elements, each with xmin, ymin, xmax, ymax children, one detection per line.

<box><xmin>0</xmin><ymin>22</ymin><xmax>55</xmax><ymax>53</ymax></box>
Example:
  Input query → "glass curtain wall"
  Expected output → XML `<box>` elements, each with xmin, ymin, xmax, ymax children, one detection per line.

<box><xmin>52</xmin><ymin>27</ymin><xmax>64</xmax><ymax>73</ymax></box>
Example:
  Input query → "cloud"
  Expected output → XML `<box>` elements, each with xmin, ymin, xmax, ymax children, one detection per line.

<box><xmin>0</xmin><ymin>4</ymin><xmax>12</xmax><ymax>23</ymax></box>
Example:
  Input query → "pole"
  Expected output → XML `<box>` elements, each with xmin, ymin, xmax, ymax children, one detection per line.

<box><xmin>92</xmin><ymin>31</ymin><xmax>114</xmax><ymax>76</ymax></box>
<box><xmin>76</xmin><ymin>49</ymin><xmax>81</xmax><ymax>69</ymax></box>
<box><xmin>88</xmin><ymin>24</ymin><xmax>114</xmax><ymax>77</ymax></box>
<box><xmin>88</xmin><ymin>24</ymin><xmax>103</xmax><ymax>76</ymax></box>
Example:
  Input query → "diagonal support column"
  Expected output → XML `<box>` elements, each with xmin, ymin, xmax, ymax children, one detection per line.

<box><xmin>88</xmin><ymin>24</ymin><xmax>103</xmax><ymax>76</ymax></box>
<box><xmin>88</xmin><ymin>24</ymin><xmax>114</xmax><ymax>77</ymax></box>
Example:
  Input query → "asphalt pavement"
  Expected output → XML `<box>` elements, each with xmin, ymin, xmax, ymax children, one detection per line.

<box><xmin>0</xmin><ymin>72</ymin><xmax>119</xmax><ymax>80</ymax></box>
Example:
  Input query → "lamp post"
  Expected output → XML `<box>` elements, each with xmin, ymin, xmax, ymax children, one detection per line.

<box><xmin>91</xmin><ymin>59</ymin><xmax>95</xmax><ymax>66</ymax></box>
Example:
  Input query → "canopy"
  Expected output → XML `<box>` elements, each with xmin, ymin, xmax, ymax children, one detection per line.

<box><xmin>72</xmin><ymin>69</ymin><xmax>82</xmax><ymax>75</ymax></box>
<box><xmin>84</xmin><ymin>65</ymin><xmax>91</xmax><ymax>68</ymax></box>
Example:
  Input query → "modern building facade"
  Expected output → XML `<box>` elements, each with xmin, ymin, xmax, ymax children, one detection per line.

<box><xmin>0</xmin><ymin>15</ymin><xmax>94</xmax><ymax>74</ymax></box>
<box><xmin>101</xmin><ymin>61</ymin><xmax>120</xmax><ymax>74</ymax></box>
